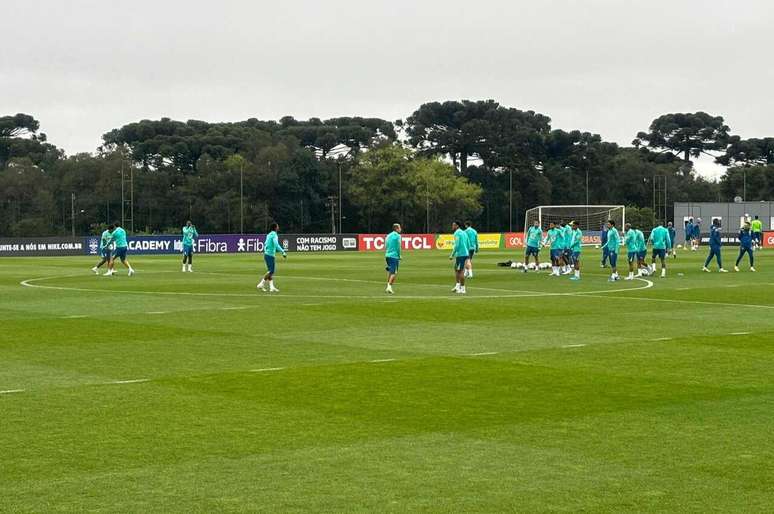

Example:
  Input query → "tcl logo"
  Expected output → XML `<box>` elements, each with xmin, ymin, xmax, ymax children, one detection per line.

<box><xmin>503</xmin><ymin>232</ymin><xmax>524</xmax><ymax>248</ymax></box>
<box><xmin>358</xmin><ymin>234</ymin><xmax>435</xmax><ymax>251</ymax></box>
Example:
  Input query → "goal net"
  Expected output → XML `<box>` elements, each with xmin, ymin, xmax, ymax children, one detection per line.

<box><xmin>524</xmin><ymin>205</ymin><xmax>625</xmax><ymax>240</ymax></box>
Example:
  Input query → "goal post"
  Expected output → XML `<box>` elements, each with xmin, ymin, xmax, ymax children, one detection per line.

<box><xmin>524</xmin><ymin>205</ymin><xmax>625</xmax><ymax>242</ymax></box>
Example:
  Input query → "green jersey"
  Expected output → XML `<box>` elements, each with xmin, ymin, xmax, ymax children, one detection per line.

<box><xmin>264</xmin><ymin>231</ymin><xmax>286</xmax><ymax>257</ymax></box>
<box><xmin>606</xmin><ymin>228</ymin><xmax>620</xmax><ymax>253</ymax></box>
<box><xmin>465</xmin><ymin>227</ymin><xmax>479</xmax><ymax>253</ymax></box>
<box><xmin>100</xmin><ymin>230</ymin><xmax>112</xmax><ymax>249</ymax></box>
<box><xmin>385</xmin><ymin>231</ymin><xmax>401</xmax><ymax>259</ymax></box>
<box><xmin>563</xmin><ymin>225</ymin><xmax>574</xmax><ymax>249</ymax></box>
<box><xmin>548</xmin><ymin>228</ymin><xmax>563</xmax><ymax>250</ymax></box>
<box><xmin>111</xmin><ymin>227</ymin><xmax>128</xmax><ymax>248</ymax></box>
<box><xmin>635</xmin><ymin>230</ymin><xmax>646</xmax><ymax>252</ymax></box>
<box><xmin>649</xmin><ymin>225</ymin><xmax>671</xmax><ymax>250</ymax></box>
<box><xmin>451</xmin><ymin>228</ymin><xmax>470</xmax><ymax>257</ymax></box>
<box><xmin>624</xmin><ymin>229</ymin><xmax>639</xmax><ymax>252</ymax></box>
<box><xmin>570</xmin><ymin>228</ymin><xmax>582</xmax><ymax>252</ymax></box>
<box><xmin>751</xmin><ymin>219</ymin><xmax>763</xmax><ymax>233</ymax></box>
<box><xmin>182</xmin><ymin>225</ymin><xmax>198</xmax><ymax>246</ymax></box>
<box><xmin>526</xmin><ymin>226</ymin><xmax>542</xmax><ymax>248</ymax></box>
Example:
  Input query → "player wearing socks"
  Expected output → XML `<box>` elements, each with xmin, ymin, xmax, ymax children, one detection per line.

<box><xmin>648</xmin><ymin>222</ymin><xmax>672</xmax><ymax>278</ymax></box>
<box><xmin>751</xmin><ymin>215</ymin><xmax>763</xmax><ymax>250</ymax></box>
<box><xmin>449</xmin><ymin>221</ymin><xmax>470</xmax><ymax>294</ymax></box>
<box><xmin>544</xmin><ymin>222</ymin><xmax>563</xmax><ymax>277</ymax></box>
<box><xmin>635</xmin><ymin>227</ymin><xmax>647</xmax><ymax>276</ymax></box>
<box><xmin>181</xmin><ymin>220</ymin><xmax>198</xmax><ymax>272</ymax></box>
<box><xmin>524</xmin><ymin>220</ymin><xmax>543</xmax><ymax>272</ymax></box>
<box><xmin>692</xmin><ymin>219</ymin><xmax>702</xmax><ymax>251</ymax></box>
<box><xmin>605</xmin><ymin>220</ymin><xmax>620</xmax><ymax>281</ymax></box>
<box><xmin>91</xmin><ymin>225</ymin><xmax>114</xmax><ymax>274</ymax></box>
<box><xmin>568</xmin><ymin>221</ymin><xmax>582</xmax><ymax>280</ymax></box>
<box><xmin>600</xmin><ymin>223</ymin><xmax>610</xmax><ymax>268</ymax></box>
<box><xmin>561</xmin><ymin>221</ymin><xmax>574</xmax><ymax>274</ymax></box>
<box><xmin>735</xmin><ymin>222</ymin><xmax>756</xmax><ymax>272</ymax></box>
<box><xmin>257</xmin><ymin>223</ymin><xmax>287</xmax><ymax>292</ymax></box>
<box><xmin>702</xmin><ymin>218</ymin><xmax>727</xmax><ymax>272</ymax></box>
<box><xmin>105</xmin><ymin>222</ymin><xmax>134</xmax><ymax>276</ymax></box>
<box><xmin>384</xmin><ymin>223</ymin><xmax>402</xmax><ymax>294</ymax></box>
<box><xmin>667</xmin><ymin>222</ymin><xmax>677</xmax><ymax>258</ymax></box>
<box><xmin>464</xmin><ymin>221</ymin><xmax>479</xmax><ymax>278</ymax></box>
<box><xmin>623</xmin><ymin>223</ymin><xmax>639</xmax><ymax>280</ymax></box>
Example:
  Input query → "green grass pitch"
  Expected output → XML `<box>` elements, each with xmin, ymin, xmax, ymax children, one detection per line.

<box><xmin>2</xmin><ymin>248</ymin><xmax>774</xmax><ymax>512</ymax></box>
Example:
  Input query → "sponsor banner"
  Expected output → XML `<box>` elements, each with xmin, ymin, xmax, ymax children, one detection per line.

<box><xmin>84</xmin><ymin>234</ymin><xmax>267</xmax><ymax>255</ymax></box>
<box><xmin>435</xmin><ymin>234</ymin><xmax>454</xmax><ymax>250</ymax></box>
<box><xmin>0</xmin><ymin>237</ymin><xmax>85</xmax><ymax>257</ymax></box>
<box><xmin>503</xmin><ymin>233</ymin><xmax>525</xmax><ymax>249</ymax></box>
<box><xmin>764</xmin><ymin>232</ymin><xmax>774</xmax><ymax>248</ymax></box>
<box><xmin>281</xmin><ymin>234</ymin><xmax>358</xmax><ymax>252</ymax></box>
<box><xmin>478</xmin><ymin>233</ymin><xmax>502</xmax><ymax>249</ymax></box>
<box><xmin>583</xmin><ymin>234</ymin><xmax>601</xmax><ymax>245</ymax></box>
<box><xmin>358</xmin><ymin>234</ymin><xmax>435</xmax><ymax>251</ymax></box>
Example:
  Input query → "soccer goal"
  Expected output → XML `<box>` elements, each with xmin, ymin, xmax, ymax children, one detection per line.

<box><xmin>524</xmin><ymin>205</ymin><xmax>625</xmax><ymax>238</ymax></box>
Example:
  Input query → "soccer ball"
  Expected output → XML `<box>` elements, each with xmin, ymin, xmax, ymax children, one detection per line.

<box><xmin>594</xmin><ymin>244</ymin><xmax>599</xmax><ymax>249</ymax></box>
<box><xmin>539</xmin><ymin>263</ymin><xmax>550</xmax><ymax>270</ymax></box>
<box><xmin>510</xmin><ymin>262</ymin><xmax>518</xmax><ymax>269</ymax></box>
<box><xmin>527</xmin><ymin>262</ymin><xmax>536</xmax><ymax>270</ymax></box>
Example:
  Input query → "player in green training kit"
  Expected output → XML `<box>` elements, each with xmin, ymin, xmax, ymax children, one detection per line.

<box><xmin>105</xmin><ymin>222</ymin><xmax>134</xmax><ymax>276</ymax></box>
<box><xmin>751</xmin><ymin>215</ymin><xmax>763</xmax><ymax>250</ymax></box>
<box><xmin>648</xmin><ymin>222</ymin><xmax>672</xmax><ymax>278</ymax></box>
<box><xmin>91</xmin><ymin>224</ymin><xmax>115</xmax><ymax>274</ymax></box>
<box><xmin>605</xmin><ymin>220</ymin><xmax>620</xmax><ymax>281</ymax></box>
<box><xmin>181</xmin><ymin>220</ymin><xmax>198</xmax><ymax>272</ymax></box>
<box><xmin>449</xmin><ymin>221</ymin><xmax>470</xmax><ymax>294</ymax></box>
<box><xmin>384</xmin><ymin>223</ymin><xmax>402</xmax><ymax>294</ymax></box>
<box><xmin>568</xmin><ymin>221</ymin><xmax>582</xmax><ymax>280</ymax></box>
<box><xmin>623</xmin><ymin>223</ymin><xmax>639</xmax><ymax>280</ymax></box>
<box><xmin>523</xmin><ymin>220</ymin><xmax>542</xmax><ymax>272</ymax></box>
<box><xmin>464</xmin><ymin>221</ymin><xmax>479</xmax><ymax>279</ymax></box>
<box><xmin>257</xmin><ymin>223</ymin><xmax>287</xmax><ymax>293</ymax></box>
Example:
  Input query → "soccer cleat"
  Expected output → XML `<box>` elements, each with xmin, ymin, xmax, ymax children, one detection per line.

<box><xmin>103</xmin><ymin>270</ymin><xmax>113</xmax><ymax>276</ymax></box>
<box><xmin>702</xmin><ymin>267</ymin><xmax>710</xmax><ymax>272</ymax></box>
<box><xmin>128</xmin><ymin>269</ymin><xmax>135</xmax><ymax>276</ymax></box>
<box><xmin>734</xmin><ymin>266</ymin><xmax>739</xmax><ymax>272</ymax></box>
<box><xmin>269</xmin><ymin>285</ymin><xmax>280</xmax><ymax>293</ymax></box>
<box><xmin>257</xmin><ymin>281</ymin><xmax>266</xmax><ymax>291</ymax></box>
<box><xmin>569</xmin><ymin>276</ymin><xmax>580</xmax><ymax>281</ymax></box>
<box><xmin>660</xmin><ymin>269</ymin><xmax>666</xmax><ymax>278</ymax></box>
<box><xmin>719</xmin><ymin>268</ymin><xmax>728</xmax><ymax>273</ymax></box>
<box><xmin>182</xmin><ymin>266</ymin><xmax>186</xmax><ymax>272</ymax></box>
<box><xmin>91</xmin><ymin>267</ymin><xmax>99</xmax><ymax>274</ymax></box>
<box><xmin>452</xmin><ymin>284</ymin><xmax>460</xmax><ymax>292</ymax></box>
<box><xmin>750</xmin><ymin>267</ymin><xmax>756</xmax><ymax>272</ymax></box>
<box><xmin>385</xmin><ymin>286</ymin><xmax>394</xmax><ymax>294</ymax></box>
<box><xmin>624</xmin><ymin>276</ymin><xmax>633</xmax><ymax>281</ymax></box>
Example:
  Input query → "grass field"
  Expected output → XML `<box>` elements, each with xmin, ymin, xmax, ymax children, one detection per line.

<box><xmin>2</xmin><ymin>248</ymin><xmax>774</xmax><ymax>512</ymax></box>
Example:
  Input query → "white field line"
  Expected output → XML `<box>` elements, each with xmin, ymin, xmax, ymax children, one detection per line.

<box><xmin>0</xmin><ymin>389</ymin><xmax>25</xmax><ymax>395</ymax></box>
<box><xmin>730</xmin><ymin>332</ymin><xmax>751</xmax><ymax>335</ymax></box>
<box><xmin>111</xmin><ymin>379</ymin><xmax>150</xmax><ymax>384</ymax></box>
<box><xmin>369</xmin><ymin>358</ymin><xmax>397</xmax><ymax>363</ymax></box>
<box><xmin>61</xmin><ymin>315</ymin><xmax>87</xmax><ymax>319</ymax></box>
<box><xmin>651</xmin><ymin>337</ymin><xmax>672</xmax><ymax>341</ymax></box>
<box><xmin>146</xmin><ymin>311</ymin><xmax>167</xmax><ymax>314</ymax></box>
<box><xmin>221</xmin><ymin>306</ymin><xmax>249</xmax><ymax>310</ymax></box>
<box><xmin>578</xmin><ymin>293</ymin><xmax>774</xmax><ymax>311</ymax></box>
<box><xmin>467</xmin><ymin>352</ymin><xmax>499</xmax><ymax>356</ymax></box>
<box><xmin>562</xmin><ymin>344</ymin><xmax>586</xmax><ymax>348</ymax></box>
<box><xmin>249</xmin><ymin>367</ymin><xmax>285</xmax><ymax>372</ymax></box>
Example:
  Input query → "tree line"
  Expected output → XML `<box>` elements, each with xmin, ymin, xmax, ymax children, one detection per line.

<box><xmin>1</xmin><ymin>102</ymin><xmax>772</xmax><ymax>237</ymax></box>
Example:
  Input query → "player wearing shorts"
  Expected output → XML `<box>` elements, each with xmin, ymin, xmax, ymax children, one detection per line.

<box><xmin>562</xmin><ymin>221</ymin><xmax>574</xmax><ymax>274</ymax></box>
<box><xmin>464</xmin><ymin>221</ymin><xmax>479</xmax><ymax>278</ymax></box>
<box><xmin>667</xmin><ymin>222</ymin><xmax>677</xmax><ymax>258</ymax></box>
<box><xmin>105</xmin><ymin>222</ymin><xmax>134</xmax><ymax>276</ymax></box>
<box><xmin>568</xmin><ymin>221</ymin><xmax>582</xmax><ymax>280</ymax></box>
<box><xmin>449</xmin><ymin>221</ymin><xmax>470</xmax><ymax>294</ymax></box>
<box><xmin>544</xmin><ymin>222</ymin><xmax>563</xmax><ymax>277</ymax></box>
<box><xmin>648</xmin><ymin>222</ymin><xmax>671</xmax><ymax>278</ymax></box>
<box><xmin>257</xmin><ymin>223</ymin><xmax>287</xmax><ymax>292</ymax></box>
<box><xmin>635</xmin><ymin>227</ymin><xmax>647</xmax><ymax>275</ymax></box>
<box><xmin>623</xmin><ymin>223</ymin><xmax>639</xmax><ymax>280</ymax></box>
<box><xmin>600</xmin><ymin>224</ymin><xmax>610</xmax><ymax>268</ymax></box>
<box><xmin>605</xmin><ymin>220</ymin><xmax>620</xmax><ymax>281</ymax></box>
<box><xmin>735</xmin><ymin>223</ymin><xmax>756</xmax><ymax>272</ymax></box>
<box><xmin>751</xmin><ymin>215</ymin><xmax>763</xmax><ymax>250</ymax></box>
<box><xmin>523</xmin><ymin>220</ymin><xmax>542</xmax><ymax>272</ymax></box>
<box><xmin>384</xmin><ymin>223</ymin><xmax>402</xmax><ymax>294</ymax></box>
<box><xmin>181</xmin><ymin>220</ymin><xmax>198</xmax><ymax>272</ymax></box>
<box><xmin>91</xmin><ymin>224</ymin><xmax>115</xmax><ymax>274</ymax></box>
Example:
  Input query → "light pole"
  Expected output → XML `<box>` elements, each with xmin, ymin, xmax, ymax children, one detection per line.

<box><xmin>338</xmin><ymin>159</ymin><xmax>342</xmax><ymax>233</ymax></box>
<box><xmin>70</xmin><ymin>193</ymin><xmax>75</xmax><ymax>236</ymax></box>
<box><xmin>509</xmin><ymin>169</ymin><xmax>513</xmax><ymax>232</ymax></box>
<box><xmin>240</xmin><ymin>161</ymin><xmax>244</xmax><ymax>234</ymax></box>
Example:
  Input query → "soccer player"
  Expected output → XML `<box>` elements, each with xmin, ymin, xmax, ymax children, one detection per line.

<box><xmin>648</xmin><ymin>222</ymin><xmax>672</xmax><ymax>278</ymax></box>
<box><xmin>684</xmin><ymin>219</ymin><xmax>693</xmax><ymax>251</ymax></box>
<box><xmin>605</xmin><ymin>220</ymin><xmax>620</xmax><ymax>281</ymax></box>
<box><xmin>600</xmin><ymin>223</ymin><xmax>610</xmax><ymax>268</ymax></box>
<box><xmin>635</xmin><ymin>227</ymin><xmax>647</xmax><ymax>276</ymax></box>
<box><xmin>751</xmin><ymin>215</ymin><xmax>763</xmax><ymax>250</ymax></box>
<box><xmin>384</xmin><ymin>223</ymin><xmax>402</xmax><ymax>294</ymax></box>
<box><xmin>105</xmin><ymin>222</ymin><xmax>134</xmax><ymax>276</ymax></box>
<box><xmin>702</xmin><ymin>218</ymin><xmax>728</xmax><ymax>272</ymax></box>
<box><xmin>692</xmin><ymin>218</ymin><xmax>702</xmax><ymax>251</ymax></box>
<box><xmin>449</xmin><ymin>221</ymin><xmax>470</xmax><ymax>294</ymax></box>
<box><xmin>562</xmin><ymin>221</ymin><xmax>574</xmax><ymax>274</ymax></box>
<box><xmin>257</xmin><ymin>222</ymin><xmax>287</xmax><ymax>292</ymax></box>
<box><xmin>464</xmin><ymin>221</ymin><xmax>479</xmax><ymax>278</ymax></box>
<box><xmin>667</xmin><ymin>222</ymin><xmax>677</xmax><ymax>258</ymax></box>
<box><xmin>524</xmin><ymin>220</ymin><xmax>542</xmax><ymax>272</ymax></box>
<box><xmin>181</xmin><ymin>220</ymin><xmax>198</xmax><ymax>272</ymax></box>
<box><xmin>555</xmin><ymin>221</ymin><xmax>569</xmax><ymax>274</ymax></box>
<box><xmin>623</xmin><ymin>223</ymin><xmax>639</xmax><ymax>280</ymax></box>
<box><xmin>544</xmin><ymin>221</ymin><xmax>563</xmax><ymax>277</ymax></box>
<box><xmin>91</xmin><ymin>225</ymin><xmax>115</xmax><ymax>274</ymax></box>
<box><xmin>735</xmin><ymin>222</ymin><xmax>756</xmax><ymax>272</ymax></box>
<box><xmin>568</xmin><ymin>220</ymin><xmax>582</xmax><ymax>280</ymax></box>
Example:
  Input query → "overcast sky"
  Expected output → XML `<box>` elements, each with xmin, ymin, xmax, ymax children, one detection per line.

<box><xmin>3</xmin><ymin>0</ymin><xmax>772</xmax><ymax>179</ymax></box>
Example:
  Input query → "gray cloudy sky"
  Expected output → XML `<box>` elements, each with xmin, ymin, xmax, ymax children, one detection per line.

<box><xmin>3</xmin><ymin>0</ymin><xmax>772</xmax><ymax>178</ymax></box>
